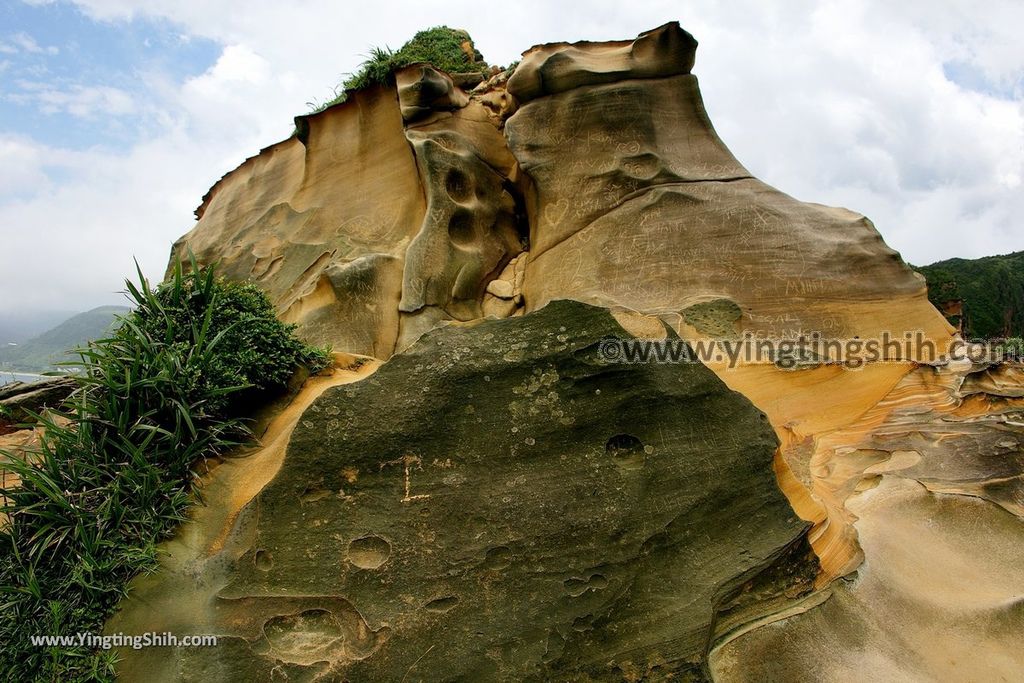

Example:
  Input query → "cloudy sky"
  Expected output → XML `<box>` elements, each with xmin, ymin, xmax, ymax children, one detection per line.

<box><xmin>0</xmin><ymin>0</ymin><xmax>1021</xmax><ymax>314</ymax></box>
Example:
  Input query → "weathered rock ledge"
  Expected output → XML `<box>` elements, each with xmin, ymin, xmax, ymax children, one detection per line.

<box><xmin>122</xmin><ymin>21</ymin><xmax>1024</xmax><ymax>682</ymax></box>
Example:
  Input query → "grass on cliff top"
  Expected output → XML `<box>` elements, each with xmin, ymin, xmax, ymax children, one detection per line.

<box><xmin>0</xmin><ymin>257</ymin><xmax>330</xmax><ymax>681</ymax></box>
<box><xmin>305</xmin><ymin>25</ymin><xmax>488</xmax><ymax>114</ymax></box>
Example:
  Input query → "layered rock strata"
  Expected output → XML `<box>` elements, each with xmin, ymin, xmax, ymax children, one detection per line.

<box><xmin>119</xmin><ymin>20</ymin><xmax>1024</xmax><ymax>682</ymax></box>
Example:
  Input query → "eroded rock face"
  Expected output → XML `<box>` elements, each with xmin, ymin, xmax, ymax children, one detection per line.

<box><xmin>708</xmin><ymin>360</ymin><xmax>1024</xmax><ymax>679</ymax></box>
<box><xmin>501</xmin><ymin>20</ymin><xmax>954</xmax><ymax>589</ymax></box>
<box><xmin>505</xmin><ymin>39</ymin><xmax>947</xmax><ymax>344</ymax></box>
<box><xmin>0</xmin><ymin>377</ymin><xmax>75</xmax><ymax>427</ymax></box>
<box><xmin>711</xmin><ymin>478</ymin><xmax>1024</xmax><ymax>682</ymax></box>
<box><xmin>138</xmin><ymin>19</ymin><xmax>1024</xmax><ymax>683</ymax></box>
<box><xmin>110</xmin><ymin>301</ymin><xmax>814</xmax><ymax>681</ymax></box>
<box><xmin>172</xmin><ymin>84</ymin><xmax>423</xmax><ymax>358</ymax></box>
<box><xmin>173</xmin><ymin>64</ymin><xmax>527</xmax><ymax>358</ymax></box>
<box><xmin>397</xmin><ymin>65</ymin><xmax>525</xmax><ymax>329</ymax></box>
<box><xmin>506</xmin><ymin>22</ymin><xmax>698</xmax><ymax>101</ymax></box>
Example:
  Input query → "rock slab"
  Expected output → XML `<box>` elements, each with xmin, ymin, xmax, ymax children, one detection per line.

<box><xmin>111</xmin><ymin>301</ymin><xmax>813</xmax><ymax>681</ymax></box>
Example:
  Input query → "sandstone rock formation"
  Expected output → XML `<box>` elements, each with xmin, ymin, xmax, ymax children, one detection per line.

<box><xmin>708</xmin><ymin>357</ymin><xmax>1024</xmax><ymax>679</ymax></box>
<box><xmin>110</xmin><ymin>301</ymin><xmax>815</xmax><ymax>680</ymax></box>
<box><xmin>0</xmin><ymin>378</ymin><xmax>75</xmax><ymax>512</ymax></box>
<box><xmin>172</xmin><ymin>61</ymin><xmax>526</xmax><ymax>359</ymax></box>
<box><xmin>0</xmin><ymin>376</ymin><xmax>75</xmax><ymax>430</ymax></box>
<box><xmin>119</xmin><ymin>20</ymin><xmax>1024</xmax><ymax>682</ymax></box>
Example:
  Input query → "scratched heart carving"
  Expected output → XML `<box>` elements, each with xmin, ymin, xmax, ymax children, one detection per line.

<box><xmin>543</xmin><ymin>197</ymin><xmax>570</xmax><ymax>227</ymax></box>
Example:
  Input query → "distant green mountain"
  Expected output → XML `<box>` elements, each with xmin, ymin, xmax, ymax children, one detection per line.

<box><xmin>0</xmin><ymin>309</ymin><xmax>77</xmax><ymax>345</ymax></box>
<box><xmin>915</xmin><ymin>250</ymin><xmax>1024</xmax><ymax>339</ymax></box>
<box><xmin>0</xmin><ymin>306</ymin><xmax>130</xmax><ymax>372</ymax></box>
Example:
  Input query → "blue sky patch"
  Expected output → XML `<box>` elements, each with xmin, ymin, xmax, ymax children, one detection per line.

<box><xmin>0</xmin><ymin>1</ymin><xmax>218</xmax><ymax>149</ymax></box>
<box><xmin>942</xmin><ymin>59</ymin><xmax>1022</xmax><ymax>100</ymax></box>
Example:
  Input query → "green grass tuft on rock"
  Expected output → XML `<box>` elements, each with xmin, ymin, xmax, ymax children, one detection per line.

<box><xmin>0</xmin><ymin>256</ymin><xmax>330</xmax><ymax>681</ymax></box>
<box><xmin>306</xmin><ymin>26</ymin><xmax>488</xmax><ymax>114</ymax></box>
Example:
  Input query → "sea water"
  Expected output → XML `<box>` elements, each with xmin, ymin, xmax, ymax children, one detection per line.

<box><xmin>0</xmin><ymin>372</ymin><xmax>50</xmax><ymax>386</ymax></box>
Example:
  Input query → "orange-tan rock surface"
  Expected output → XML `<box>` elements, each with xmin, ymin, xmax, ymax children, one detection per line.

<box><xmin>711</xmin><ymin>476</ymin><xmax>1024</xmax><ymax>682</ymax></box>
<box><xmin>504</xmin><ymin>21</ymin><xmax>956</xmax><ymax>591</ymax></box>
<box><xmin>144</xmin><ymin>20</ymin><xmax>1024</xmax><ymax>682</ymax></box>
<box><xmin>173</xmin><ymin>64</ymin><xmax>527</xmax><ymax>358</ymax></box>
<box><xmin>173</xmin><ymin>84</ymin><xmax>420</xmax><ymax>358</ymax></box>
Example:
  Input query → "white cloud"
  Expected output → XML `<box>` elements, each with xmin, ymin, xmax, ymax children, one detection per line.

<box><xmin>1</xmin><ymin>0</ymin><xmax>1022</xmax><ymax>313</ymax></box>
<box><xmin>683</xmin><ymin>0</ymin><xmax>1024</xmax><ymax>264</ymax></box>
<box><xmin>0</xmin><ymin>137</ymin><xmax>56</xmax><ymax>197</ymax></box>
<box><xmin>0</xmin><ymin>129</ymin><xmax>235</xmax><ymax>311</ymax></box>
<box><xmin>8</xmin><ymin>83</ymin><xmax>136</xmax><ymax>117</ymax></box>
<box><xmin>191</xmin><ymin>44</ymin><xmax>269</xmax><ymax>87</ymax></box>
<box><xmin>4</xmin><ymin>31</ymin><xmax>59</xmax><ymax>55</ymax></box>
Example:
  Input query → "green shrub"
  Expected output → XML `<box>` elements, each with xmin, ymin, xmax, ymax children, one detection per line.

<box><xmin>308</xmin><ymin>26</ymin><xmax>488</xmax><ymax>114</ymax></box>
<box><xmin>915</xmin><ymin>251</ymin><xmax>1024</xmax><ymax>339</ymax></box>
<box><xmin>136</xmin><ymin>258</ymin><xmax>330</xmax><ymax>416</ymax></box>
<box><xmin>0</xmin><ymin>257</ymin><xmax>330</xmax><ymax>681</ymax></box>
<box><xmin>383</xmin><ymin>25</ymin><xmax>484</xmax><ymax>78</ymax></box>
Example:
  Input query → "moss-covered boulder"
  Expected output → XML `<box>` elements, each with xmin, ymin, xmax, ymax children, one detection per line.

<box><xmin>110</xmin><ymin>300</ymin><xmax>813</xmax><ymax>681</ymax></box>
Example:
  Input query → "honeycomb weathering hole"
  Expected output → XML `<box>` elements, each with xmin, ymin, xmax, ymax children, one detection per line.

<box><xmin>606</xmin><ymin>434</ymin><xmax>645</xmax><ymax>469</ymax></box>
<box><xmin>424</xmin><ymin>595</ymin><xmax>460</xmax><ymax>613</ymax></box>
<box><xmin>447</xmin><ymin>209</ymin><xmax>476</xmax><ymax>246</ymax></box>
<box><xmin>444</xmin><ymin>168</ymin><xmax>471</xmax><ymax>201</ymax></box>
<box><xmin>347</xmin><ymin>535</ymin><xmax>391</xmax><ymax>569</ymax></box>
<box><xmin>262</xmin><ymin>609</ymin><xmax>343</xmax><ymax>662</ymax></box>
<box><xmin>254</xmin><ymin>549</ymin><xmax>274</xmax><ymax>571</ymax></box>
